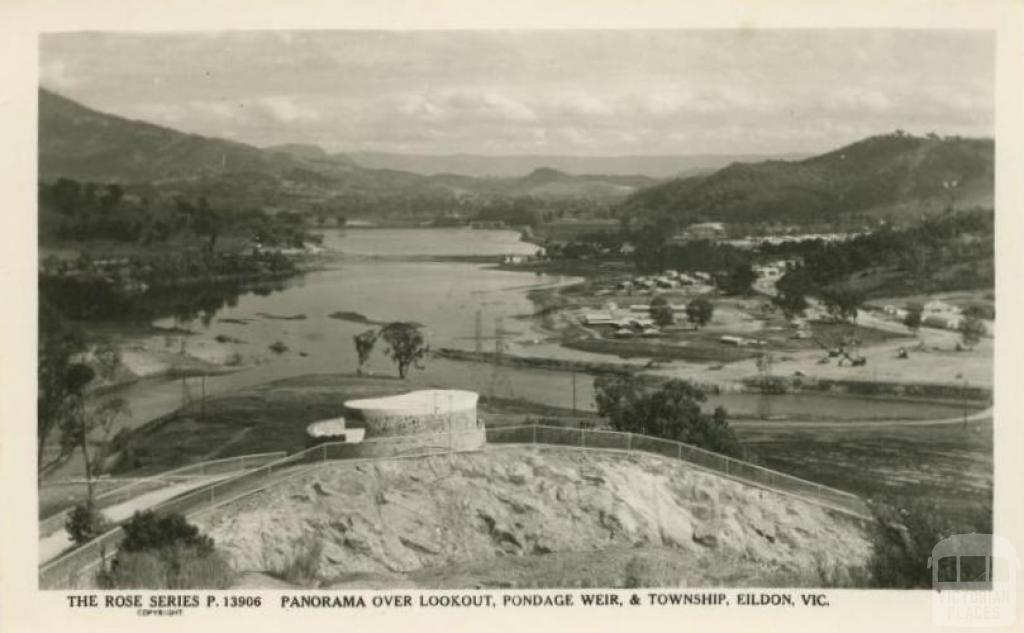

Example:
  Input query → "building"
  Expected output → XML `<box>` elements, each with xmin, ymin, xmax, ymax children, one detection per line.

<box><xmin>677</xmin><ymin>222</ymin><xmax>727</xmax><ymax>241</ymax></box>
<box><xmin>344</xmin><ymin>389</ymin><xmax>485</xmax><ymax>454</ymax></box>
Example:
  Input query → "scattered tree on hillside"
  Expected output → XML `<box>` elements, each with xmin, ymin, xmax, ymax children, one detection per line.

<box><xmin>959</xmin><ymin>315</ymin><xmax>986</xmax><ymax>350</ymax></box>
<box><xmin>353</xmin><ymin>329</ymin><xmax>378</xmax><ymax>375</ymax></box>
<box><xmin>593</xmin><ymin>375</ymin><xmax>741</xmax><ymax>456</ymax></box>
<box><xmin>720</xmin><ymin>263</ymin><xmax>757</xmax><ymax>295</ymax></box>
<box><xmin>821</xmin><ymin>288</ymin><xmax>865</xmax><ymax>323</ymax></box>
<box><xmin>379</xmin><ymin>322</ymin><xmax>429</xmax><ymax>379</ymax></box>
<box><xmin>685</xmin><ymin>297</ymin><xmax>714</xmax><ymax>329</ymax></box>
<box><xmin>649</xmin><ymin>296</ymin><xmax>674</xmax><ymax>327</ymax></box>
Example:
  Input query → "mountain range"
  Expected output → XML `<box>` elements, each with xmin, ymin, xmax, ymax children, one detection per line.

<box><xmin>39</xmin><ymin>89</ymin><xmax>657</xmax><ymax>201</ymax></box>
<box><xmin>40</xmin><ymin>88</ymin><xmax>994</xmax><ymax>222</ymax></box>
<box><xmin>338</xmin><ymin>151</ymin><xmax>807</xmax><ymax>179</ymax></box>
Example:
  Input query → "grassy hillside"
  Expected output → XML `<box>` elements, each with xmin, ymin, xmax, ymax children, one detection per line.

<box><xmin>622</xmin><ymin>132</ymin><xmax>993</xmax><ymax>223</ymax></box>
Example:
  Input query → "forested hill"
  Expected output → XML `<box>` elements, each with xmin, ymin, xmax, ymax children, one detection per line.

<box><xmin>620</xmin><ymin>133</ymin><xmax>994</xmax><ymax>223</ymax></box>
<box><xmin>38</xmin><ymin>89</ymin><xmax>344</xmax><ymax>183</ymax></box>
<box><xmin>38</xmin><ymin>89</ymin><xmax>657</xmax><ymax>202</ymax></box>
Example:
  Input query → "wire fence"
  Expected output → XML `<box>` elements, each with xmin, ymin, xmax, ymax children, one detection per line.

<box><xmin>485</xmin><ymin>425</ymin><xmax>869</xmax><ymax>518</ymax></box>
<box><xmin>38</xmin><ymin>452</ymin><xmax>287</xmax><ymax>538</ymax></box>
<box><xmin>40</xmin><ymin>424</ymin><xmax>867</xmax><ymax>589</ymax></box>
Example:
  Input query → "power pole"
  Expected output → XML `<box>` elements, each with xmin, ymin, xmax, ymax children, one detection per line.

<box><xmin>571</xmin><ymin>370</ymin><xmax>577</xmax><ymax>415</ymax></box>
<box><xmin>474</xmin><ymin>310</ymin><xmax>483</xmax><ymax>354</ymax></box>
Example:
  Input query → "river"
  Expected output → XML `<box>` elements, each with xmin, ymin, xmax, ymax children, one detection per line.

<box><xmin>108</xmin><ymin>227</ymin><xmax>975</xmax><ymax>430</ymax></box>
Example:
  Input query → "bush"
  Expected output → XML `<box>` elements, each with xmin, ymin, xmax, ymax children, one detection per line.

<box><xmin>865</xmin><ymin>500</ymin><xmax>991</xmax><ymax>588</ymax></box>
<box><xmin>268</xmin><ymin>535</ymin><xmax>324</xmax><ymax>586</ymax></box>
<box><xmin>65</xmin><ymin>502</ymin><xmax>110</xmax><ymax>545</ymax></box>
<box><xmin>119</xmin><ymin>511</ymin><xmax>215</xmax><ymax>555</ymax></box>
<box><xmin>97</xmin><ymin>512</ymin><xmax>232</xmax><ymax>589</ymax></box>
<box><xmin>623</xmin><ymin>554</ymin><xmax>680</xmax><ymax>588</ymax></box>
<box><xmin>98</xmin><ymin>544</ymin><xmax>235</xmax><ymax>589</ymax></box>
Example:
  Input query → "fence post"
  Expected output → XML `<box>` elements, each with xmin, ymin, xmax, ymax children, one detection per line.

<box><xmin>627</xmin><ymin>432</ymin><xmax>632</xmax><ymax>452</ymax></box>
<box><xmin>676</xmin><ymin>441</ymin><xmax>681</xmax><ymax>460</ymax></box>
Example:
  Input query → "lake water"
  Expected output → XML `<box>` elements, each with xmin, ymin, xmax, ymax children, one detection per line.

<box><xmin>113</xmin><ymin>228</ymin><xmax>974</xmax><ymax>430</ymax></box>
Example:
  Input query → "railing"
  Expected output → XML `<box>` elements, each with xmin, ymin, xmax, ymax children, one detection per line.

<box><xmin>38</xmin><ymin>431</ymin><xmax>485</xmax><ymax>588</ymax></box>
<box><xmin>39</xmin><ymin>452</ymin><xmax>287</xmax><ymax>537</ymax></box>
<box><xmin>485</xmin><ymin>425</ymin><xmax>870</xmax><ymax>518</ymax></box>
<box><xmin>40</xmin><ymin>424</ymin><xmax>867</xmax><ymax>588</ymax></box>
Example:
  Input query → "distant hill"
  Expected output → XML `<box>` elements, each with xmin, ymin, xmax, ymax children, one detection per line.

<box><xmin>621</xmin><ymin>133</ymin><xmax>994</xmax><ymax>223</ymax></box>
<box><xmin>38</xmin><ymin>89</ymin><xmax>324</xmax><ymax>183</ymax></box>
<box><xmin>39</xmin><ymin>90</ymin><xmax>655</xmax><ymax>202</ymax></box>
<box><xmin>345</xmin><ymin>151</ymin><xmax>807</xmax><ymax>179</ymax></box>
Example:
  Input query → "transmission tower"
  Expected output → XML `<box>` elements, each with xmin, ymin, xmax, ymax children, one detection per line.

<box><xmin>488</xmin><ymin>316</ymin><xmax>513</xmax><ymax>398</ymax></box>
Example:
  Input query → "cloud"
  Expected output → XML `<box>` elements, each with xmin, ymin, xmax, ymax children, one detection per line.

<box><xmin>551</xmin><ymin>93</ymin><xmax>616</xmax><ymax>117</ymax></box>
<box><xmin>396</xmin><ymin>89</ymin><xmax>536</xmax><ymax>123</ymax></box>
<box><xmin>824</xmin><ymin>88</ymin><xmax>892</xmax><ymax>113</ymax></box>
<box><xmin>256</xmin><ymin>96</ymin><xmax>320</xmax><ymax>123</ymax></box>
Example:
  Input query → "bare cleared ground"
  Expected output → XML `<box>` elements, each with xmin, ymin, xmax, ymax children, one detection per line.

<box><xmin>195</xmin><ymin>447</ymin><xmax>872</xmax><ymax>589</ymax></box>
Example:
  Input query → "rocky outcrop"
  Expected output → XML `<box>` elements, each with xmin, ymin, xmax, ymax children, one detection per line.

<box><xmin>196</xmin><ymin>447</ymin><xmax>871</xmax><ymax>586</ymax></box>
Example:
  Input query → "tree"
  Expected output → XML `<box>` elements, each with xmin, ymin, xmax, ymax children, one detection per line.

<box><xmin>903</xmin><ymin>307</ymin><xmax>922</xmax><ymax>337</ymax></box>
<box><xmin>720</xmin><ymin>263</ymin><xmax>757</xmax><ymax>295</ymax></box>
<box><xmin>38</xmin><ymin>301</ymin><xmax>88</xmax><ymax>473</ymax></box>
<box><xmin>774</xmin><ymin>291</ymin><xmax>808</xmax><ymax>320</ymax></box>
<box><xmin>60</xmin><ymin>396</ymin><xmax>130</xmax><ymax>502</ymax></box>
<box><xmin>379</xmin><ymin>322</ymin><xmax>429</xmax><ymax>379</ymax></box>
<box><xmin>685</xmin><ymin>297</ymin><xmax>714</xmax><ymax>329</ymax></box>
<box><xmin>959</xmin><ymin>315</ymin><xmax>986</xmax><ymax>350</ymax></box>
<box><xmin>191</xmin><ymin>198</ymin><xmax>223</xmax><ymax>255</ymax></box>
<box><xmin>649</xmin><ymin>296</ymin><xmax>674</xmax><ymax>327</ymax></box>
<box><xmin>593</xmin><ymin>375</ymin><xmax>741</xmax><ymax>456</ymax></box>
<box><xmin>353</xmin><ymin>329</ymin><xmax>378</xmax><ymax>375</ymax></box>
<box><xmin>821</xmin><ymin>287</ymin><xmax>864</xmax><ymax>323</ymax></box>
<box><xmin>65</xmin><ymin>501</ymin><xmax>110</xmax><ymax>546</ymax></box>
<box><xmin>774</xmin><ymin>266</ymin><xmax>814</xmax><ymax>319</ymax></box>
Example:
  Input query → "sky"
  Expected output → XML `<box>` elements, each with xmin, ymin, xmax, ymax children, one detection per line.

<box><xmin>40</xmin><ymin>30</ymin><xmax>994</xmax><ymax>156</ymax></box>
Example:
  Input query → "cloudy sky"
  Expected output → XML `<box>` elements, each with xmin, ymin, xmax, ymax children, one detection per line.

<box><xmin>40</xmin><ymin>30</ymin><xmax>993</xmax><ymax>156</ymax></box>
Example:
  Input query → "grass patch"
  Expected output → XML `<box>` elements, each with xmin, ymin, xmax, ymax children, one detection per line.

<box><xmin>739</xmin><ymin>419</ymin><xmax>992</xmax><ymax>525</ymax></box>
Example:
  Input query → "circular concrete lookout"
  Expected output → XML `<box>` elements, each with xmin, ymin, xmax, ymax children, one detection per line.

<box><xmin>343</xmin><ymin>389</ymin><xmax>484</xmax><ymax>453</ymax></box>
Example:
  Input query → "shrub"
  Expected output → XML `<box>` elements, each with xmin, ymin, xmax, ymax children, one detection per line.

<box><xmin>623</xmin><ymin>554</ymin><xmax>679</xmax><ymax>588</ymax></box>
<box><xmin>65</xmin><ymin>502</ymin><xmax>110</xmax><ymax>545</ymax></box>
<box><xmin>268</xmin><ymin>535</ymin><xmax>324</xmax><ymax>586</ymax></box>
<box><xmin>98</xmin><ymin>544</ymin><xmax>235</xmax><ymax>589</ymax></box>
<box><xmin>865</xmin><ymin>500</ymin><xmax>991</xmax><ymax>588</ymax></box>
<box><xmin>97</xmin><ymin>512</ymin><xmax>233</xmax><ymax>589</ymax></box>
<box><xmin>119</xmin><ymin>511</ymin><xmax>215</xmax><ymax>555</ymax></box>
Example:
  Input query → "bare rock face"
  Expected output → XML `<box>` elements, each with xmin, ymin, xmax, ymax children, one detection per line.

<box><xmin>196</xmin><ymin>448</ymin><xmax>871</xmax><ymax>584</ymax></box>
